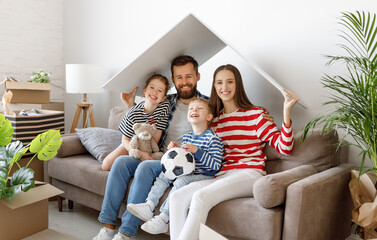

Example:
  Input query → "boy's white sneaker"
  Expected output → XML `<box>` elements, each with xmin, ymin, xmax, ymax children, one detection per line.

<box><xmin>141</xmin><ymin>215</ymin><xmax>169</xmax><ymax>234</ymax></box>
<box><xmin>92</xmin><ymin>227</ymin><xmax>116</xmax><ymax>240</ymax></box>
<box><xmin>112</xmin><ymin>232</ymin><xmax>130</xmax><ymax>240</ymax></box>
<box><xmin>127</xmin><ymin>203</ymin><xmax>154</xmax><ymax>221</ymax></box>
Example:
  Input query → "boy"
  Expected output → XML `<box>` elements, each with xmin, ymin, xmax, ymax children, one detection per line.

<box><xmin>127</xmin><ymin>98</ymin><xmax>223</xmax><ymax>234</ymax></box>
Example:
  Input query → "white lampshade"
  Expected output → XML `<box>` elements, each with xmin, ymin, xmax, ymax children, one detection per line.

<box><xmin>66</xmin><ymin>64</ymin><xmax>105</xmax><ymax>93</ymax></box>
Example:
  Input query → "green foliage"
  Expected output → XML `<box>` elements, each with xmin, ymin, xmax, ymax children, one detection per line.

<box><xmin>0</xmin><ymin>113</ymin><xmax>62</xmax><ymax>199</ymax></box>
<box><xmin>302</xmin><ymin>11</ymin><xmax>377</xmax><ymax>176</ymax></box>
<box><xmin>30</xmin><ymin>70</ymin><xmax>51</xmax><ymax>83</ymax></box>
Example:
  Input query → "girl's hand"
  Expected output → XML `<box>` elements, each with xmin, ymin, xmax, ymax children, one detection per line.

<box><xmin>181</xmin><ymin>143</ymin><xmax>198</xmax><ymax>154</ymax></box>
<box><xmin>168</xmin><ymin>141</ymin><xmax>178</xmax><ymax>149</ymax></box>
<box><xmin>121</xmin><ymin>87</ymin><xmax>138</xmax><ymax>109</ymax></box>
<box><xmin>140</xmin><ymin>151</ymin><xmax>153</xmax><ymax>161</ymax></box>
<box><xmin>282</xmin><ymin>89</ymin><xmax>299</xmax><ymax>112</ymax></box>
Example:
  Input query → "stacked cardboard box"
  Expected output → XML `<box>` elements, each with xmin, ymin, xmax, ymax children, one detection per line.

<box><xmin>0</xmin><ymin>183</ymin><xmax>63</xmax><ymax>240</ymax></box>
<box><xmin>5</xmin><ymin>81</ymin><xmax>50</xmax><ymax>104</ymax></box>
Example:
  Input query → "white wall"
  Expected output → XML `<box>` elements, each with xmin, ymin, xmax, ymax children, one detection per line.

<box><xmin>63</xmin><ymin>0</ymin><xmax>377</xmax><ymax>167</ymax></box>
<box><xmin>0</xmin><ymin>0</ymin><xmax>64</xmax><ymax>102</ymax></box>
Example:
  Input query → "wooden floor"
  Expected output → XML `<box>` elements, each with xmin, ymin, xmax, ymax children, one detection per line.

<box><xmin>23</xmin><ymin>200</ymin><xmax>169</xmax><ymax>240</ymax></box>
<box><xmin>22</xmin><ymin>200</ymin><xmax>362</xmax><ymax>240</ymax></box>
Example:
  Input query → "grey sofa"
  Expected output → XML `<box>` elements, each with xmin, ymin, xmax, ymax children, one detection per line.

<box><xmin>47</xmin><ymin>106</ymin><xmax>354</xmax><ymax>240</ymax></box>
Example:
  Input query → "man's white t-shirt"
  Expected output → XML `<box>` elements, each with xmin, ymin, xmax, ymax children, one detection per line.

<box><xmin>162</xmin><ymin>100</ymin><xmax>192</xmax><ymax>152</ymax></box>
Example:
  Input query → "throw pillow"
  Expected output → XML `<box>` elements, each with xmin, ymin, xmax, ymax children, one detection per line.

<box><xmin>76</xmin><ymin>127</ymin><xmax>122</xmax><ymax>163</ymax></box>
<box><xmin>253</xmin><ymin>165</ymin><xmax>317</xmax><ymax>208</ymax></box>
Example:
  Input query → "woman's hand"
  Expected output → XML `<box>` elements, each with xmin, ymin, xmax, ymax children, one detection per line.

<box><xmin>139</xmin><ymin>150</ymin><xmax>154</xmax><ymax>161</ymax></box>
<box><xmin>282</xmin><ymin>89</ymin><xmax>299</xmax><ymax>126</ymax></box>
<box><xmin>181</xmin><ymin>143</ymin><xmax>198</xmax><ymax>154</ymax></box>
<box><xmin>121</xmin><ymin>87</ymin><xmax>138</xmax><ymax>109</ymax></box>
<box><xmin>168</xmin><ymin>141</ymin><xmax>178</xmax><ymax>150</ymax></box>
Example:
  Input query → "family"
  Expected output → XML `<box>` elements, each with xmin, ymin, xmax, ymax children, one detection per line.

<box><xmin>93</xmin><ymin>55</ymin><xmax>299</xmax><ymax>240</ymax></box>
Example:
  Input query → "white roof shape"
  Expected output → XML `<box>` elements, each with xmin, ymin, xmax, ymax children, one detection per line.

<box><xmin>102</xmin><ymin>13</ymin><xmax>306</xmax><ymax>109</ymax></box>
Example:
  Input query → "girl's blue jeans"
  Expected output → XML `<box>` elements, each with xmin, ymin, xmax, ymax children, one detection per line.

<box><xmin>98</xmin><ymin>156</ymin><xmax>161</xmax><ymax>237</ymax></box>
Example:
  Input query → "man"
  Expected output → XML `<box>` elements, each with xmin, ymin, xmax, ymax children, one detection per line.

<box><xmin>93</xmin><ymin>55</ymin><xmax>208</xmax><ymax>240</ymax></box>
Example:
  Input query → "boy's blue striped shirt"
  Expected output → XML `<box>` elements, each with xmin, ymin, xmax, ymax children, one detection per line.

<box><xmin>182</xmin><ymin>128</ymin><xmax>223</xmax><ymax>176</ymax></box>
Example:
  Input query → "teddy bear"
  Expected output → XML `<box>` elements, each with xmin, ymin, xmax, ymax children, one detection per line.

<box><xmin>129</xmin><ymin>122</ymin><xmax>164</xmax><ymax>160</ymax></box>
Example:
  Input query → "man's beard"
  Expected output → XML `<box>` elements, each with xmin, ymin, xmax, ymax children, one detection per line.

<box><xmin>176</xmin><ymin>83</ymin><xmax>197</xmax><ymax>99</ymax></box>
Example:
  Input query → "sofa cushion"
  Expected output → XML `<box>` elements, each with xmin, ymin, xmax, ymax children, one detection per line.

<box><xmin>76</xmin><ymin>127</ymin><xmax>122</xmax><ymax>163</ymax></box>
<box><xmin>253</xmin><ymin>165</ymin><xmax>317</xmax><ymax>208</ymax></box>
<box><xmin>48</xmin><ymin>155</ymin><xmax>110</xmax><ymax>196</ymax></box>
<box><xmin>206</xmin><ymin>197</ymin><xmax>284</xmax><ymax>240</ymax></box>
<box><xmin>57</xmin><ymin>133</ymin><xmax>88</xmax><ymax>158</ymax></box>
<box><xmin>108</xmin><ymin>106</ymin><xmax>128</xmax><ymax>130</ymax></box>
<box><xmin>264</xmin><ymin>129</ymin><xmax>340</xmax><ymax>174</ymax></box>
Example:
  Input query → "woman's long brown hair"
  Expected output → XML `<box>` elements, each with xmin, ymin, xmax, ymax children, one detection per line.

<box><xmin>209</xmin><ymin>64</ymin><xmax>254</xmax><ymax>117</ymax></box>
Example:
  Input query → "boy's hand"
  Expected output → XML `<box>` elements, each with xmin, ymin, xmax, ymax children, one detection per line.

<box><xmin>168</xmin><ymin>141</ymin><xmax>179</xmax><ymax>149</ymax></box>
<box><xmin>181</xmin><ymin>143</ymin><xmax>198</xmax><ymax>154</ymax></box>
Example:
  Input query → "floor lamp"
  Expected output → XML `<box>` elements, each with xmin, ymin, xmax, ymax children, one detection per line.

<box><xmin>66</xmin><ymin>64</ymin><xmax>105</xmax><ymax>133</ymax></box>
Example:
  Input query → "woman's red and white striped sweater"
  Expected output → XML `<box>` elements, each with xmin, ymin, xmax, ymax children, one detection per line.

<box><xmin>211</xmin><ymin>107</ymin><xmax>294</xmax><ymax>176</ymax></box>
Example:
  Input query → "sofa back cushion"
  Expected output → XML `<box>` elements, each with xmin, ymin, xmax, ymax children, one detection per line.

<box><xmin>108</xmin><ymin>106</ymin><xmax>128</xmax><ymax>130</ymax></box>
<box><xmin>264</xmin><ymin>129</ymin><xmax>340</xmax><ymax>174</ymax></box>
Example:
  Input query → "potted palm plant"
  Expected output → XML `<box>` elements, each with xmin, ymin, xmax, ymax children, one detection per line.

<box><xmin>0</xmin><ymin>113</ymin><xmax>62</xmax><ymax>199</ymax></box>
<box><xmin>301</xmin><ymin>11</ymin><xmax>377</xmax><ymax>239</ymax></box>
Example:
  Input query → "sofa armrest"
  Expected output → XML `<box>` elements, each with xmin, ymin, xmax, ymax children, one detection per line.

<box><xmin>57</xmin><ymin>133</ymin><xmax>88</xmax><ymax>157</ymax></box>
<box><xmin>253</xmin><ymin>165</ymin><xmax>317</xmax><ymax>208</ymax></box>
<box><xmin>283</xmin><ymin>163</ymin><xmax>354</xmax><ymax>240</ymax></box>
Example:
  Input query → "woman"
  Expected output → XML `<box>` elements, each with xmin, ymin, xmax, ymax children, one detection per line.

<box><xmin>169</xmin><ymin>64</ymin><xmax>299</xmax><ymax>240</ymax></box>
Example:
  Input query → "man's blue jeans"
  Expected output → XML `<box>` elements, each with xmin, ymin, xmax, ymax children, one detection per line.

<box><xmin>98</xmin><ymin>156</ymin><xmax>161</xmax><ymax>237</ymax></box>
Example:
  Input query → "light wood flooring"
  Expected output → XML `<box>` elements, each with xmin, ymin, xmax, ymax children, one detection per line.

<box><xmin>22</xmin><ymin>200</ymin><xmax>362</xmax><ymax>240</ymax></box>
<box><xmin>23</xmin><ymin>200</ymin><xmax>169</xmax><ymax>240</ymax></box>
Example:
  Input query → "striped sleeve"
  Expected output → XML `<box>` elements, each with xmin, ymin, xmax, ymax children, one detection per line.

<box><xmin>154</xmin><ymin>100</ymin><xmax>171</xmax><ymax>131</ymax></box>
<box><xmin>118</xmin><ymin>106</ymin><xmax>136</xmax><ymax>138</ymax></box>
<box><xmin>194</xmin><ymin>134</ymin><xmax>223</xmax><ymax>172</ymax></box>
<box><xmin>256</xmin><ymin>110</ymin><xmax>294</xmax><ymax>155</ymax></box>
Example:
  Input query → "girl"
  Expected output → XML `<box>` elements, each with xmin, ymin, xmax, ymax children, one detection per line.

<box><xmin>101</xmin><ymin>73</ymin><xmax>171</xmax><ymax>171</ymax></box>
<box><xmin>169</xmin><ymin>64</ymin><xmax>299</xmax><ymax>240</ymax></box>
<box><xmin>94</xmin><ymin>74</ymin><xmax>171</xmax><ymax>240</ymax></box>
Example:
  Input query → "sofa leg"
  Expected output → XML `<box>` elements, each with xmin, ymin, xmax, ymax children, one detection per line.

<box><xmin>68</xmin><ymin>200</ymin><xmax>74</xmax><ymax>209</ymax></box>
<box><xmin>57</xmin><ymin>195</ymin><xmax>63</xmax><ymax>212</ymax></box>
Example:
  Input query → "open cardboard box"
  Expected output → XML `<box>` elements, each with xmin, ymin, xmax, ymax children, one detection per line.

<box><xmin>0</xmin><ymin>182</ymin><xmax>63</xmax><ymax>240</ymax></box>
<box><xmin>5</xmin><ymin>81</ymin><xmax>50</xmax><ymax>104</ymax></box>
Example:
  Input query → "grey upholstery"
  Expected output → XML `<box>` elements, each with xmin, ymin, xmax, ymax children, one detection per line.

<box><xmin>47</xmin><ymin>107</ymin><xmax>354</xmax><ymax>240</ymax></box>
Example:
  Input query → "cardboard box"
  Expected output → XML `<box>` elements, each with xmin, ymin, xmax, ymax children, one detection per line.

<box><xmin>0</xmin><ymin>183</ymin><xmax>63</xmax><ymax>240</ymax></box>
<box><xmin>4</xmin><ymin>109</ymin><xmax>65</xmax><ymax>158</ymax></box>
<box><xmin>5</xmin><ymin>81</ymin><xmax>50</xmax><ymax>104</ymax></box>
<box><xmin>200</xmin><ymin>224</ymin><xmax>228</xmax><ymax>240</ymax></box>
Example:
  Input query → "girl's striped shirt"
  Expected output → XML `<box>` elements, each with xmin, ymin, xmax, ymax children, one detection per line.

<box><xmin>119</xmin><ymin>100</ymin><xmax>171</xmax><ymax>149</ymax></box>
<box><xmin>211</xmin><ymin>107</ymin><xmax>294</xmax><ymax>176</ymax></box>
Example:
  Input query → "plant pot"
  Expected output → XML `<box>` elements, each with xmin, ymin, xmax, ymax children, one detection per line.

<box><xmin>349</xmin><ymin>170</ymin><xmax>377</xmax><ymax>239</ymax></box>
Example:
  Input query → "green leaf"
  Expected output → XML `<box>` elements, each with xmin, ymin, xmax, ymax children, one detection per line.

<box><xmin>0</xmin><ymin>114</ymin><xmax>14</xmax><ymax>146</ymax></box>
<box><xmin>6</xmin><ymin>167</ymin><xmax>35</xmax><ymax>199</ymax></box>
<box><xmin>29</xmin><ymin>129</ymin><xmax>62</xmax><ymax>161</ymax></box>
<box><xmin>0</xmin><ymin>163</ymin><xmax>8</xmax><ymax>198</ymax></box>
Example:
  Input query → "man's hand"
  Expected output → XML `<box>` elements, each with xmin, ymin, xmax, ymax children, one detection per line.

<box><xmin>121</xmin><ymin>87</ymin><xmax>138</xmax><ymax>109</ymax></box>
<box><xmin>168</xmin><ymin>141</ymin><xmax>178</xmax><ymax>150</ymax></box>
<box><xmin>139</xmin><ymin>150</ymin><xmax>153</xmax><ymax>161</ymax></box>
<box><xmin>262</xmin><ymin>112</ymin><xmax>274</xmax><ymax>123</ymax></box>
<box><xmin>181</xmin><ymin>143</ymin><xmax>198</xmax><ymax>154</ymax></box>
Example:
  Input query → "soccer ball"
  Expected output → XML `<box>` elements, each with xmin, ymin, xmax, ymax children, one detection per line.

<box><xmin>161</xmin><ymin>147</ymin><xmax>195</xmax><ymax>180</ymax></box>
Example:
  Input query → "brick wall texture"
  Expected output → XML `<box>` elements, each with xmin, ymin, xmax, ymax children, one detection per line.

<box><xmin>0</xmin><ymin>0</ymin><xmax>64</xmax><ymax>103</ymax></box>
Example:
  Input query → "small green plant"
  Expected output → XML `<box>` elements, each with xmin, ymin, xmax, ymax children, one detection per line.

<box><xmin>0</xmin><ymin>113</ymin><xmax>62</xmax><ymax>199</ymax></box>
<box><xmin>302</xmin><ymin>11</ymin><xmax>377</xmax><ymax>176</ymax></box>
<box><xmin>30</xmin><ymin>70</ymin><xmax>51</xmax><ymax>83</ymax></box>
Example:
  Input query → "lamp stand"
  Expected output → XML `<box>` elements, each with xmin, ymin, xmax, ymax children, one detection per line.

<box><xmin>70</xmin><ymin>93</ymin><xmax>96</xmax><ymax>133</ymax></box>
